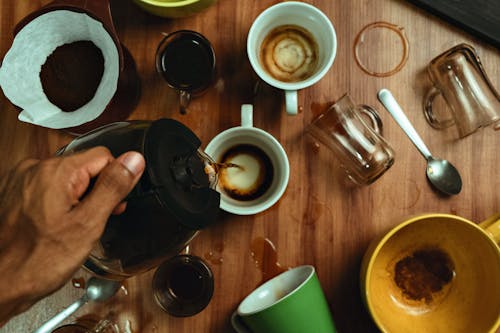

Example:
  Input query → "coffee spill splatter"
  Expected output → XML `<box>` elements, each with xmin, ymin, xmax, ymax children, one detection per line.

<box><xmin>72</xmin><ymin>277</ymin><xmax>86</xmax><ymax>289</ymax></box>
<box><xmin>204</xmin><ymin>241</ymin><xmax>225</xmax><ymax>265</ymax></box>
<box><xmin>394</xmin><ymin>248</ymin><xmax>454</xmax><ymax>303</ymax></box>
<box><xmin>251</xmin><ymin>237</ymin><xmax>287</xmax><ymax>285</ymax></box>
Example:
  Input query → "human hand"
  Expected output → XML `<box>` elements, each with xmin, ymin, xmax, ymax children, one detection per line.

<box><xmin>0</xmin><ymin>147</ymin><xmax>145</xmax><ymax>326</ymax></box>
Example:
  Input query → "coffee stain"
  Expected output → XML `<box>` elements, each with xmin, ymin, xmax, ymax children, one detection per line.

<box><xmin>250</xmin><ymin>237</ymin><xmax>287</xmax><ymax>285</ymax></box>
<box><xmin>310</xmin><ymin>101</ymin><xmax>332</xmax><ymax>119</ymax></box>
<box><xmin>71</xmin><ymin>277</ymin><xmax>86</xmax><ymax>289</ymax></box>
<box><xmin>388</xmin><ymin>179</ymin><xmax>421</xmax><ymax>209</ymax></box>
<box><xmin>353</xmin><ymin>21</ymin><xmax>409</xmax><ymax>77</ymax></box>
<box><xmin>304</xmin><ymin>195</ymin><xmax>333</xmax><ymax>227</ymax></box>
<box><xmin>308</xmin><ymin>140</ymin><xmax>321</xmax><ymax>154</ymax></box>
<box><xmin>394</xmin><ymin>247</ymin><xmax>455</xmax><ymax>304</ymax></box>
<box><xmin>204</xmin><ymin>241</ymin><xmax>225</xmax><ymax>265</ymax></box>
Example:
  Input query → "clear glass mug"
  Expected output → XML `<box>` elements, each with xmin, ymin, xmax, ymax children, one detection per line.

<box><xmin>424</xmin><ymin>43</ymin><xmax>500</xmax><ymax>138</ymax></box>
<box><xmin>51</xmin><ymin>318</ymin><xmax>119</xmax><ymax>333</ymax></box>
<box><xmin>307</xmin><ymin>94</ymin><xmax>395</xmax><ymax>185</ymax></box>
<box><xmin>155</xmin><ymin>30</ymin><xmax>216</xmax><ymax>114</ymax></box>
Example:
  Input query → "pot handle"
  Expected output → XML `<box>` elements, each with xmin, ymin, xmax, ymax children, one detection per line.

<box><xmin>479</xmin><ymin>213</ymin><xmax>500</xmax><ymax>244</ymax></box>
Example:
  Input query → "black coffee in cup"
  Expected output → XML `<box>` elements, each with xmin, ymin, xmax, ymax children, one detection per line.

<box><xmin>157</xmin><ymin>31</ymin><xmax>215</xmax><ymax>93</ymax></box>
<box><xmin>219</xmin><ymin>144</ymin><xmax>274</xmax><ymax>201</ymax></box>
<box><xmin>260</xmin><ymin>24</ymin><xmax>319</xmax><ymax>82</ymax></box>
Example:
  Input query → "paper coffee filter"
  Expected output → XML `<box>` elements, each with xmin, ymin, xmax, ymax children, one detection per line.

<box><xmin>0</xmin><ymin>10</ymin><xmax>119</xmax><ymax>129</ymax></box>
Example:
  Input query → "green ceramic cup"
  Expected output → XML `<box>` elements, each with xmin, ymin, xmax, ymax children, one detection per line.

<box><xmin>231</xmin><ymin>266</ymin><xmax>337</xmax><ymax>333</ymax></box>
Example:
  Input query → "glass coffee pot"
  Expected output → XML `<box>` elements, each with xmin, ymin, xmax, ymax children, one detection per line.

<box><xmin>57</xmin><ymin>119</ymin><xmax>221</xmax><ymax>280</ymax></box>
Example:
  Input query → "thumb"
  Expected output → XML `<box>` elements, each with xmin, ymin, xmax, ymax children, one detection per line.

<box><xmin>75</xmin><ymin>151</ymin><xmax>145</xmax><ymax>230</ymax></box>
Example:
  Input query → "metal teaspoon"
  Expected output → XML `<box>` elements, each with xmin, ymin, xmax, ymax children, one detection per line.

<box><xmin>33</xmin><ymin>277</ymin><xmax>121</xmax><ymax>333</ymax></box>
<box><xmin>377</xmin><ymin>89</ymin><xmax>462</xmax><ymax>195</ymax></box>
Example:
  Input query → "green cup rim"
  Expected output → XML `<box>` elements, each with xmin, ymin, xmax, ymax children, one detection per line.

<box><xmin>237</xmin><ymin>265</ymin><xmax>315</xmax><ymax>316</ymax></box>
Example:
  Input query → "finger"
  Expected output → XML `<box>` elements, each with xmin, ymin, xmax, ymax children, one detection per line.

<box><xmin>74</xmin><ymin>151</ymin><xmax>145</xmax><ymax>232</ymax></box>
<box><xmin>63</xmin><ymin>147</ymin><xmax>115</xmax><ymax>199</ymax></box>
<box><xmin>65</xmin><ymin>146</ymin><xmax>115</xmax><ymax>178</ymax></box>
<box><xmin>112</xmin><ymin>202</ymin><xmax>127</xmax><ymax>215</ymax></box>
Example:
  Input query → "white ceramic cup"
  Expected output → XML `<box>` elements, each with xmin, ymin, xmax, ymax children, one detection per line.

<box><xmin>247</xmin><ymin>1</ymin><xmax>337</xmax><ymax>115</ymax></box>
<box><xmin>205</xmin><ymin>104</ymin><xmax>289</xmax><ymax>215</ymax></box>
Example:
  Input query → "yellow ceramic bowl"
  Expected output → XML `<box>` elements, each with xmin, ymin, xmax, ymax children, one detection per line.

<box><xmin>360</xmin><ymin>213</ymin><xmax>500</xmax><ymax>333</ymax></box>
<box><xmin>132</xmin><ymin>0</ymin><xmax>217</xmax><ymax>18</ymax></box>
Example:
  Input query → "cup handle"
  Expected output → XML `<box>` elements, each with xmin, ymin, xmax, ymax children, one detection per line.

<box><xmin>478</xmin><ymin>213</ymin><xmax>500</xmax><ymax>244</ymax></box>
<box><xmin>179</xmin><ymin>91</ymin><xmax>192</xmax><ymax>114</ymax></box>
<box><xmin>231</xmin><ymin>312</ymin><xmax>252</xmax><ymax>333</ymax></box>
<box><xmin>358</xmin><ymin>105</ymin><xmax>384</xmax><ymax>135</ymax></box>
<box><xmin>285</xmin><ymin>90</ymin><xmax>298</xmax><ymax>115</ymax></box>
<box><xmin>423</xmin><ymin>87</ymin><xmax>455</xmax><ymax>129</ymax></box>
<box><xmin>241</xmin><ymin>104</ymin><xmax>254</xmax><ymax>127</ymax></box>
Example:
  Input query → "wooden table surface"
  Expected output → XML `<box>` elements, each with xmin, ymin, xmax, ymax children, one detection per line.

<box><xmin>1</xmin><ymin>0</ymin><xmax>499</xmax><ymax>332</ymax></box>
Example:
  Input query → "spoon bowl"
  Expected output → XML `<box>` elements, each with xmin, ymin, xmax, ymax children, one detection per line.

<box><xmin>426</xmin><ymin>157</ymin><xmax>462</xmax><ymax>195</ymax></box>
<box><xmin>377</xmin><ymin>89</ymin><xmax>462</xmax><ymax>195</ymax></box>
<box><xmin>33</xmin><ymin>277</ymin><xmax>121</xmax><ymax>333</ymax></box>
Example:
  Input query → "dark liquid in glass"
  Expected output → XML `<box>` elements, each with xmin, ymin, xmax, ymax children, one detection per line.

<box><xmin>168</xmin><ymin>262</ymin><xmax>204</xmax><ymax>300</ymax></box>
<box><xmin>158</xmin><ymin>34</ymin><xmax>214</xmax><ymax>93</ymax></box>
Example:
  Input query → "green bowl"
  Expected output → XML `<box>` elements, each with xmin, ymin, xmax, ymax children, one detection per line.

<box><xmin>132</xmin><ymin>0</ymin><xmax>217</xmax><ymax>18</ymax></box>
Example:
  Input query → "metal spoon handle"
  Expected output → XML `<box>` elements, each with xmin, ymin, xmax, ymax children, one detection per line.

<box><xmin>377</xmin><ymin>89</ymin><xmax>432</xmax><ymax>160</ymax></box>
<box><xmin>33</xmin><ymin>295</ymin><xmax>89</xmax><ymax>333</ymax></box>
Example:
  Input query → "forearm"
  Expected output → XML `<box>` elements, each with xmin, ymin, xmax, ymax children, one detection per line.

<box><xmin>0</xmin><ymin>236</ymin><xmax>38</xmax><ymax>327</ymax></box>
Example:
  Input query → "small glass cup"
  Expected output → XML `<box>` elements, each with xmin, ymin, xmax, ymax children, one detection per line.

<box><xmin>51</xmin><ymin>318</ymin><xmax>119</xmax><ymax>333</ymax></box>
<box><xmin>424</xmin><ymin>43</ymin><xmax>500</xmax><ymax>138</ymax></box>
<box><xmin>307</xmin><ymin>94</ymin><xmax>395</xmax><ymax>186</ymax></box>
<box><xmin>155</xmin><ymin>30</ymin><xmax>216</xmax><ymax>114</ymax></box>
<box><xmin>152</xmin><ymin>254</ymin><xmax>214</xmax><ymax>317</ymax></box>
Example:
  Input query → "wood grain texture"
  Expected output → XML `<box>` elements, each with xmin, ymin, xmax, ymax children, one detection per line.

<box><xmin>1</xmin><ymin>0</ymin><xmax>499</xmax><ymax>332</ymax></box>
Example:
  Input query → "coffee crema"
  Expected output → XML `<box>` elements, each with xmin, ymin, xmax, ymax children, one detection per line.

<box><xmin>219</xmin><ymin>144</ymin><xmax>273</xmax><ymax>201</ymax></box>
<box><xmin>260</xmin><ymin>24</ymin><xmax>318</xmax><ymax>82</ymax></box>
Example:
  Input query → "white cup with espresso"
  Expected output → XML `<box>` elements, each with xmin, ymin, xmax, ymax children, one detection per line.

<box><xmin>247</xmin><ymin>1</ymin><xmax>337</xmax><ymax>115</ymax></box>
<box><xmin>205</xmin><ymin>104</ymin><xmax>289</xmax><ymax>215</ymax></box>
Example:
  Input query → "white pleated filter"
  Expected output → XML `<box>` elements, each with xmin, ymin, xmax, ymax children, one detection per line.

<box><xmin>0</xmin><ymin>10</ymin><xmax>119</xmax><ymax>129</ymax></box>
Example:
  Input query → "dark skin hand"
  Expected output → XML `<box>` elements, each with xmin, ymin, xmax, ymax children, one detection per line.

<box><xmin>0</xmin><ymin>147</ymin><xmax>145</xmax><ymax>326</ymax></box>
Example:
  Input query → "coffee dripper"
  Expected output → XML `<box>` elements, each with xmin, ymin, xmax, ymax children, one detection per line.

<box><xmin>10</xmin><ymin>0</ymin><xmax>140</xmax><ymax>134</ymax></box>
<box><xmin>57</xmin><ymin>119</ymin><xmax>221</xmax><ymax>280</ymax></box>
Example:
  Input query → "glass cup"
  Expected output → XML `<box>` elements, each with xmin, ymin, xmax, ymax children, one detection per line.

<box><xmin>152</xmin><ymin>254</ymin><xmax>214</xmax><ymax>317</ymax></box>
<box><xmin>424</xmin><ymin>43</ymin><xmax>500</xmax><ymax>138</ymax></box>
<box><xmin>307</xmin><ymin>94</ymin><xmax>395</xmax><ymax>185</ymax></box>
<box><xmin>51</xmin><ymin>318</ymin><xmax>119</xmax><ymax>333</ymax></box>
<box><xmin>155</xmin><ymin>30</ymin><xmax>216</xmax><ymax>114</ymax></box>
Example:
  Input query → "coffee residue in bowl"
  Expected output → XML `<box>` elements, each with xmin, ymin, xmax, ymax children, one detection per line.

<box><xmin>40</xmin><ymin>40</ymin><xmax>104</xmax><ymax>111</ymax></box>
<box><xmin>394</xmin><ymin>248</ymin><xmax>454</xmax><ymax>303</ymax></box>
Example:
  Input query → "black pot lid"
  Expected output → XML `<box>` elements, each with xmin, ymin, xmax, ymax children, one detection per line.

<box><xmin>144</xmin><ymin>119</ymin><xmax>220</xmax><ymax>230</ymax></box>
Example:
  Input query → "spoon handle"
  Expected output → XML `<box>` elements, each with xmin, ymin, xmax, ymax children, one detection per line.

<box><xmin>377</xmin><ymin>89</ymin><xmax>432</xmax><ymax>160</ymax></box>
<box><xmin>33</xmin><ymin>295</ymin><xmax>89</xmax><ymax>333</ymax></box>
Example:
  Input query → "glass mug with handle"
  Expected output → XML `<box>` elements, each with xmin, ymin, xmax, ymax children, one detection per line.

<box><xmin>424</xmin><ymin>43</ymin><xmax>500</xmax><ymax>138</ymax></box>
<box><xmin>307</xmin><ymin>94</ymin><xmax>395</xmax><ymax>186</ymax></box>
<box><xmin>156</xmin><ymin>30</ymin><xmax>216</xmax><ymax>114</ymax></box>
<box><xmin>51</xmin><ymin>318</ymin><xmax>119</xmax><ymax>333</ymax></box>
